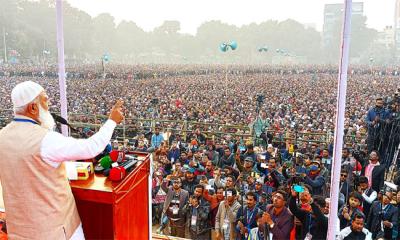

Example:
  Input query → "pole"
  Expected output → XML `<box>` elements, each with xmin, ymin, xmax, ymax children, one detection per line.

<box><xmin>3</xmin><ymin>27</ymin><xmax>7</xmax><ymax>63</ymax></box>
<box><xmin>225</xmin><ymin>63</ymin><xmax>228</xmax><ymax>96</ymax></box>
<box><xmin>56</xmin><ymin>0</ymin><xmax>69</xmax><ymax>136</ymax></box>
<box><xmin>327</xmin><ymin>0</ymin><xmax>352</xmax><ymax>239</ymax></box>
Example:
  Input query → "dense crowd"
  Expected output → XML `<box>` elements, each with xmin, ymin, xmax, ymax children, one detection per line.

<box><xmin>1</xmin><ymin>64</ymin><xmax>400</xmax><ymax>239</ymax></box>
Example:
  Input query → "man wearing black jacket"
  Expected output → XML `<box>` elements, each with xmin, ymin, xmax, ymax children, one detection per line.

<box><xmin>187</xmin><ymin>196</ymin><xmax>211</xmax><ymax>239</ymax></box>
<box><xmin>367</xmin><ymin>191</ymin><xmax>398</xmax><ymax>239</ymax></box>
<box><xmin>289</xmin><ymin>188</ymin><xmax>328</xmax><ymax>240</ymax></box>
<box><xmin>361</xmin><ymin>151</ymin><xmax>386</xmax><ymax>193</ymax></box>
<box><xmin>338</xmin><ymin>213</ymin><xmax>372</xmax><ymax>240</ymax></box>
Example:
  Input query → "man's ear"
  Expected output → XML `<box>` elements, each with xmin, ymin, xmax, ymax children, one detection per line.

<box><xmin>27</xmin><ymin>102</ymin><xmax>38</xmax><ymax>114</ymax></box>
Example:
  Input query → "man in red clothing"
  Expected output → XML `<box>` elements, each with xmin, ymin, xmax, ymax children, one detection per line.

<box><xmin>203</xmin><ymin>186</ymin><xmax>225</xmax><ymax>239</ymax></box>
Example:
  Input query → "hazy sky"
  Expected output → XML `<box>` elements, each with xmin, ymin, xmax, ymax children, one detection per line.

<box><xmin>66</xmin><ymin>0</ymin><xmax>396</xmax><ymax>34</ymax></box>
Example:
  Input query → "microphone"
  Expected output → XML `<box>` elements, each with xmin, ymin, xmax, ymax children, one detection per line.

<box><xmin>51</xmin><ymin>113</ymin><xmax>77</xmax><ymax>131</ymax></box>
<box><xmin>109</xmin><ymin>150</ymin><xmax>125</xmax><ymax>163</ymax></box>
<box><xmin>109</xmin><ymin>159</ymin><xmax>138</xmax><ymax>181</ymax></box>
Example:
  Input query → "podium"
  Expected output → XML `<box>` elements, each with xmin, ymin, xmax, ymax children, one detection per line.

<box><xmin>70</xmin><ymin>152</ymin><xmax>150</xmax><ymax>240</ymax></box>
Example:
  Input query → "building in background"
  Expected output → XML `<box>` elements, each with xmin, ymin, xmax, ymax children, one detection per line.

<box><xmin>322</xmin><ymin>2</ymin><xmax>364</xmax><ymax>48</ymax></box>
<box><xmin>377</xmin><ymin>26</ymin><xmax>395</xmax><ymax>49</ymax></box>
<box><xmin>395</xmin><ymin>0</ymin><xmax>400</xmax><ymax>59</ymax></box>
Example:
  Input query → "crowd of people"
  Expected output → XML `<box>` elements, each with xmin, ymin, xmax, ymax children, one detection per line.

<box><xmin>1</xmin><ymin>64</ymin><xmax>400</xmax><ymax>239</ymax></box>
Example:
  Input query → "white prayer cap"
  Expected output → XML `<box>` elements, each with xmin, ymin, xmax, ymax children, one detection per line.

<box><xmin>11</xmin><ymin>81</ymin><xmax>44</xmax><ymax>108</ymax></box>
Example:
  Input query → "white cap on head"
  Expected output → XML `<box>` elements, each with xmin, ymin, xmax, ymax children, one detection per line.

<box><xmin>11</xmin><ymin>81</ymin><xmax>44</xmax><ymax>108</ymax></box>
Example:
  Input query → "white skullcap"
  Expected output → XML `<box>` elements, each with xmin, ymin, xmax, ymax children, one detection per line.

<box><xmin>11</xmin><ymin>81</ymin><xmax>44</xmax><ymax>108</ymax></box>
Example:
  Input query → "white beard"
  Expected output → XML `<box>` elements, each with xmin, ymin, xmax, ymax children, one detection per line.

<box><xmin>38</xmin><ymin>104</ymin><xmax>55</xmax><ymax>131</ymax></box>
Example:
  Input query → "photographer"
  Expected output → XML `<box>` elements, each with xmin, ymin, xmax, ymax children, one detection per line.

<box><xmin>367</xmin><ymin>191</ymin><xmax>398</xmax><ymax>239</ymax></box>
<box><xmin>342</xmin><ymin>148</ymin><xmax>362</xmax><ymax>189</ymax></box>
<box><xmin>252</xmin><ymin>110</ymin><xmax>270</xmax><ymax>146</ymax></box>
<box><xmin>235</xmin><ymin>155</ymin><xmax>256</xmax><ymax>180</ymax></box>
<box><xmin>365</xmin><ymin>97</ymin><xmax>390</xmax><ymax>153</ymax></box>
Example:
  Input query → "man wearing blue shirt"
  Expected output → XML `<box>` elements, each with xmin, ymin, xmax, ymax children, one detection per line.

<box><xmin>151</xmin><ymin>127</ymin><xmax>164</xmax><ymax>149</ymax></box>
<box><xmin>365</xmin><ymin>97</ymin><xmax>390</xmax><ymax>153</ymax></box>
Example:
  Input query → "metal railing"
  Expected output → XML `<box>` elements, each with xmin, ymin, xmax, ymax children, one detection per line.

<box><xmin>0</xmin><ymin>110</ymin><xmax>366</xmax><ymax>146</ymax></box>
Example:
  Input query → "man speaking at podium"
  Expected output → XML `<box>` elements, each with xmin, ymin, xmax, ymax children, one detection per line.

<box><xmin>0</xmin><ymin>81</ymin><xmax>124</xmax><ymax>240</ymax></box>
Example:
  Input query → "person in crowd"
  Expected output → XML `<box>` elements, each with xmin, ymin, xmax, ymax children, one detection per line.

<box><xmin>289</xmin><ymin>188</ymin><xmax>328</xmax><ymax>240</ymax></box>
<box><xmin>182</xmin><ymin>168</ymin><xmax>200</xmax><ymax>195</ymax></box>
<box><xmin>263</xmin><ymin>190</ymin><xmax>294</xmax><ymax>240</ymax></box>
<box><xmin>151</xmin><ymin>127</ymin><xmax>164</xmax><ymax>149</ymax></box>
<box><xmin>338</xmin><ymin>213</ymin><xmax>372</xmax><ymax>240</ymax></box>
<box><xmin>214</xmin><ymin>170</ymin><xmax>236</xmax><ymax>190</ymax></box>
<box><xmin>161</xmin><ymin>176</ymin><xmax>189</xmax><ymax>238</ymax></box>
<box><xmin>304</xmin><ymin>161</ymin><xmax>325</xmax><ymax>196</ymax></box>
<box><xmin>218</xmin><ymin>147</ymin><xmax>235</xmax><ymax>168</ymax></box>
<box><xmin>187</xmin><ymin>196</ymin><xmax>211</xmax><ymax>240</ymax></box>
<box><xmin>215</xmin><ymin>188</ymin><xmax>241</xmax><ymax>240</ymax></box>
<box><xmin>167</xmin><ymin>141</ymin><xmax>180</xmax><ymax>163</ymax></box>
<box><xmin>321</xmin><ymin>148</ymin><xmax>332</xmax><ymax>170</ymax></box>
<box><xmin>247</xmin><ymin>212</ymin><xmax>266</xmax><ymax>240</ymax></box>
<box><xmin>252</xmin><ymin>110</ymin><xmax>270</xmax><ymax>146</ymax></box>
<box><xmin>367</xmin><ymin>191</ymin><xmax>398</xmax><ymax>239</ymax></box>
<box><xmin>203</xmin><ymin>186</ymin><xmax>225</xmax><ymax>239</ymax></box>
<box><xmin>236</xmin><ymin>192</ymin><xmax>263</xmax><ymax>239</ymax></box>
<box><xmin>204</xmin><ymin>160</ymin><xmax>215</xmax><ymax>179</ymax></box>
<box><xmin>361</xmin><ymin>150</ymin><xmax>386</xmax><ymax>193</ymax></box>
<box><xmin>338</xmin><ymin>191</ymin><xmax>364</xmax><ymax>230</ymax></box>
<box><xmin>357</xmin><ymin>176</ymin><xmax>377</xmax><ymax>217</ymax></box>
<box><xmin>235</xmin><ymin>156</ymin><xmax>256</xmax><ymax>180</ymax></box>
<box><xmin>365</xmin><ymin>97</ymin><xmax>390</xmax><ymax>153</ymax></box>
<box><xmin>152</xmin><ymin>170</ymin><xmax>167</xmax><ymax>224</ymax></box>
<box><xmin>339</xmin><ymin>169</ymin><xmax>351</xmax><ymax>204</ymax></box>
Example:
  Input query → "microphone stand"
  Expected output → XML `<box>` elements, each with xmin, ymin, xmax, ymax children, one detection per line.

<box><xmin>51</xmin><ymin>113</ymin><xmax>77</xmax><ymax>135</ymax></box>
<box><xmin>264</xmin><ymin>222</ymin><xmax>270</xmax><ymax>240</ymax></box>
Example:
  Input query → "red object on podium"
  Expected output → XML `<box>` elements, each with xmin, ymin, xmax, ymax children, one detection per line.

<box><xmin>70</xmin><ymin>152</ymin><xmax>150</xmax><ymax>240</ymax></box>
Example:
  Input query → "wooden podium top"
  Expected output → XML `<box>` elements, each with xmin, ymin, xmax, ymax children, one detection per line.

<box><xmin>70</xmin><ymin>152</ymin><xmax>150</xmax><ymax>204</ymax></box>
